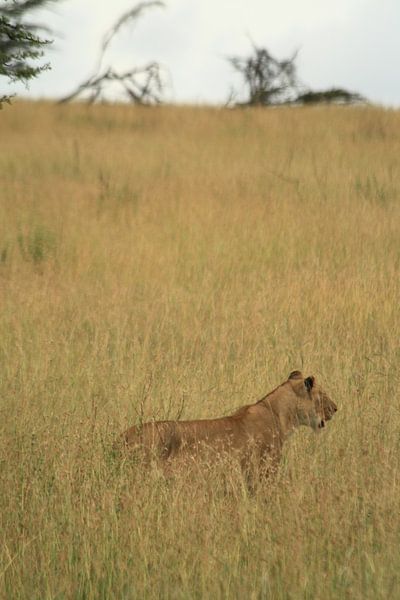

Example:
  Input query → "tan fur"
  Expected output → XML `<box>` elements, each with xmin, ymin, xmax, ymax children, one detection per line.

<box><xmin>118</xmin><ymin>371</ymin><xmax>337</xmax><ymax>481</ymax></box>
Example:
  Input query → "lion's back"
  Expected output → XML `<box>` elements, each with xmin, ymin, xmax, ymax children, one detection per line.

<box><xmin>119</xmin><ymin>404</ymin><xmax>280</xmax><ymax>462</ymax></box>
<box><xmin>121</xmin><ymin>416</ymin><xmax>249</xmax><ymax>458</ymax></box>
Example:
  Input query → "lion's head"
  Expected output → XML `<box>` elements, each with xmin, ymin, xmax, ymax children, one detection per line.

<box><xmin>287</xmin><ymin>371</ymin><xmax>337</xmax><ymax>431</ymax></box>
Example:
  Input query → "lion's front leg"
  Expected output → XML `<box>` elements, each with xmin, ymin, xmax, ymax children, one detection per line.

<box><xmin>246</xmin><ymin>444</ymin><xmax>282</xmax><ymax>493</ymax></box>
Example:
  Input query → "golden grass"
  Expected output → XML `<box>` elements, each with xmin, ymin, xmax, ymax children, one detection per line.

<box><xmin>0</xmin><ymin>101</ymin><xmax>400</xmax><ymax>599</ymax></box>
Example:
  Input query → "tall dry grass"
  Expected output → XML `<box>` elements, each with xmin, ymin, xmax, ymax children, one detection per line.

<box><xmin>0</xmin><ymin>101</ymin><xmax>400</xmax><ymax>599</ymax></box>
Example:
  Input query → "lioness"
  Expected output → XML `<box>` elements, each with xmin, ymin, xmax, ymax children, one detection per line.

<box><xmin>118</xmin><ymin>371</ymin><xmax>337</xmax><ymax>481</ymax></box>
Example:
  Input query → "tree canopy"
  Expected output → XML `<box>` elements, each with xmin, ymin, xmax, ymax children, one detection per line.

<box><xmin>0</xmin><ymin>0</ymin><xmax>54</xmax><ymax>107</ymax></box>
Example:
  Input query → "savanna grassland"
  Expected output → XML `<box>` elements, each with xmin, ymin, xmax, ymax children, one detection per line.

<box><xmin>0</xmin><ymin>101</ymin><xmax>400</xmax><ymax>599</ymax></box>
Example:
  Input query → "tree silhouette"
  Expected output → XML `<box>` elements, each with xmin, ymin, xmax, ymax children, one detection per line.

<box><xmin>295</xmin><ymin>88</ymin><xmax>365</xmax><ymax>105</ymax></box>
<box><xmin>228</xmin><ymin>44</ymin><xmax>300</xmax><ymax>106</ymax></box>
<box><xmin>228</xmin><ymin>43</ymin><xmax>365</xmax><ymax>107</ymax></box>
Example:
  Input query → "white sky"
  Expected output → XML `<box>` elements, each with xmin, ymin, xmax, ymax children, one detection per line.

<box><xmin>9</xmin><ymin>0</ymin><xmax>400</xmax><ymax>106</ymax></box>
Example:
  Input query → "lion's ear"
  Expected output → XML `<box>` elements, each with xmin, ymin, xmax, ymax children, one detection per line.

<box><xmin>289</xmin><ymin>371</ymin><xmax>303</xmax><ymax>380</ymax></box>
<box><xmin>304</xmin><ymin>376</ymin><xmax>315</xmax><ymax>391</ymax></box>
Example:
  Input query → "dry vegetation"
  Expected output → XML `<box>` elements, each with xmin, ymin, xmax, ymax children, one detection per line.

<box><xmin>0</xmin><ymin>101</ymin><xmax>400</xmax><ymax>599</ymax></box>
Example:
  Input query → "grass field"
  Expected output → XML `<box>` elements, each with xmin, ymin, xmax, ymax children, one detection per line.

<box><xmin>0</xmin><ymin>101</ymin><xmax>400</xmax><ymax>599</ymax></box>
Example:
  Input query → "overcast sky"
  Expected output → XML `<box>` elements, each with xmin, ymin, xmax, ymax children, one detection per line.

<box><xmin>11</xmin><ymin>0</ymin><xmax>400</xmax><ymax>106</ymax></box>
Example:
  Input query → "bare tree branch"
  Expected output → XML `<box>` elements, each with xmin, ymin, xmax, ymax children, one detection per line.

<box><xmin>59</xmin><ymin>64</ymin><xmax>164</xmax><ymax>105</ymax></box>
<box><xmin>59</xmin><ymin>1</ymin><xmax>166</xmax><ymax>105</ymax></box>
<box><xmin>99</xmin><ymin>1</ymin><xmax>164</xmax><ymax>66</ymax></box>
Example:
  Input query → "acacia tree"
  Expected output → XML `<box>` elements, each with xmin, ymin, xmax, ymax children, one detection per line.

<box><xmin>0</xmin><ymin>0</ymin><xmax>56</xmax><ymax>107</ymax></box>
<box><xmin>295</xmin><ymin>88</ymin><xmax>365</xmax><ymax>105</ymax></box>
